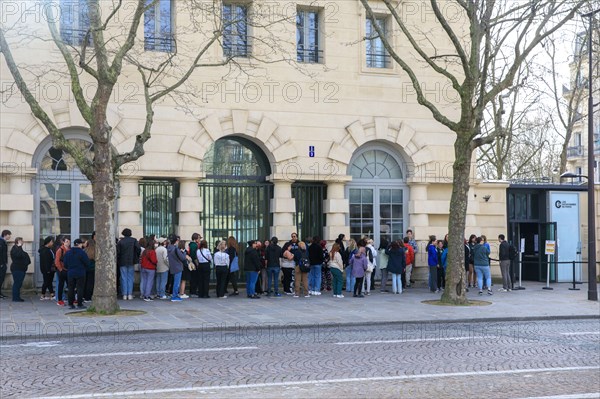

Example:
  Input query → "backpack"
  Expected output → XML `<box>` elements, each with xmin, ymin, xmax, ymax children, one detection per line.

<box><xmin>298</xmin><ymin>254</ymin><xmax>310</xmax><ymax>273</ymax></box>
<box><xmin>508</xmin><ymin>245</ymin><xmax>518</xmax><ymax>261</ymax></box>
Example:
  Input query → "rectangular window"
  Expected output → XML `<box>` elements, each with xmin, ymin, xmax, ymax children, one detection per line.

<box><xmin>60</xmin><ymin>0</ymin><xmax>90</xmax><ymax>46</ymax></box>
<box><xmin>297</xmin><ymin>9</ymin><xmax>320</xmax><ymax>63</ymax></box>
<box><xmin>366</xmin><ymin>16</ymin><xmax>389</xmax><ymax>68</ymax></box>
<box><xmin>223</xmin><ymin>3</ymin><xmax>249</xmax><ymax>57</ymax></box>
<box><xmin>144</xmin><ymin>0</ymin><xmax>175</xmax><ymax>52</ymax></box>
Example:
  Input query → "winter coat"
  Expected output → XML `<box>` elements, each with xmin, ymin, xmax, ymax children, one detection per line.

<box><xmin>385</xmin><ymin>247</ymin><xmax>406</xmax><ymax>274</ymax></box>
<box><xmin>472</xmin><ymin>243</ymin><xmax>490</xmax><ymax>266</ymax></box>
<box><xmin>38</xmin><ymin>246</ymin><xmax>55</xmax><ymax>274</ymax></box>
<box><xmin>140</xmin><ymin>249</ymin><xmax>158</xmax><ymax>270</ymax></box>
<box><xmin>499</xmin><ymin>240</ymin><xmax>510</xmax><ymax>261</ymax></box>
<box><xmin>265</xmin><ymin>244</ymin><xmax>282</xmax><ymax>267</ymax></box>
<box><xmin>349</xmin><ymin>252</ymin><xmax>368</xmax><ymax>278</ymax></box>
<box><xmin>64</xmin><ymin>247</ymin><xmax>90</xmax><ymax>278</ymax></box>
<box><xmin>427</xmin><ymin>243</ymin><xmax>438</xmax><ymax>267</ymax></box>
<box><xmin>116</xmin><ymin>236</ymin><xmax>141</xmax><ymax>267</ymax></box>
<box><xmin>308</xmin><ymin>242</ymin><xmax>324</xmax><ymax>265</ymax></box>
<box><xmin>405</xmin><ymin>245</ymin><xmax>415</xmax><ymax>266</ymax></box>
<box><xmin>167</xmin><ymin>246</ymin><xmax>187</xmax><ymax>275</ymax></box>
<box><xmin>244</xmin><ymin>247</ymin><xmax>261</xmax><ymax>272</ymax></box>
<box><xmin>10</xmin><ymin>245</ymin><xmax>31</xmax><ymax>273</ymax></box>
<box><xmin>155</xmin><ymin>245</ymin><xmax>169</xmax><ymax>273</ymax></box>
<box><xmin>0</xmin><ymin>237</ymin><xmax>9</xmax><ymax>265</ymax></box>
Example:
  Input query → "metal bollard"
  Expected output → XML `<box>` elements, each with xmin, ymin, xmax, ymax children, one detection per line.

<box><xmin>569</xmin><ymin>261</ymin><xmax>580</xmax><ymax>291</ymax></box>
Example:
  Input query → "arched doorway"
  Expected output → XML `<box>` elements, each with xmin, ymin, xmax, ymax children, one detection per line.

<box><xmin>199</xmin><ymin>137</ymin><xmax>272</xmax><ymax>252</ymax></box>
<box><xmin>33</xmin><ymin>133</ymin><xmax>95</xmax><ymax>286</ymax></box>
<box><xmin>347</xmin><ymin>145</ymin><xmax>409</xmax><ymax>247</ymax></box>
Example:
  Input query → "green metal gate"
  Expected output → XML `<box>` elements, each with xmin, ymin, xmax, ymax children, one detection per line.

<box><xmin>292</xmin><ymin>182</ymin><xmax>327</xmax><ymax>240</ymax></box>
<box><xmin>139</xmin><ymin>180</ymin><xmax>179</xmax><ymax>237</ymax></box>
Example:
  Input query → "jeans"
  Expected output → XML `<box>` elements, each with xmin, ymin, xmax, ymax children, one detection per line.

<box><xmin>140</xmin><ymin>268</ymin><xmax>155</xmax><ymax>298</ymax></box>
<box><xmin>267</xmin><ymin>266</ymin><xmax>280</xmax><ymax>294</ymax></box>
<box><xmin>437</xmin><ymin>266</ymin><xmax>446</xmax><ymax>290</ymax></box>
<box><xmin>475</xmin><ymin>265</ymin><xmax>491</xmax><ymax>291</ymax></box>
<box><xmin>84</xmin><ymin>268</ymin><xmax>95</xmax><ymax>300</ymax></box>
<box><xmin>42</xmin><ymin>271</ymin><xmax>55</xmax><ymax>296</ymax></box>
<box><xmin>68</xmin><ymin>275</ymin><xmax>85</xmax><ymax>306</ymax></box>
<box><xmin>345</xmin><ymin>268</ymin><xmax>356</xmax><ymax>292</ymax></box>
<box><xmin>171</xmin><ymin>272</ymin><xmax>182</xmax><ymax>299</ymax></box>
<box><xmin>500</xmin><ymin>260</ymin><xmax>511</xmax><ymax>289</ymax></box>
<box><xmin>391</xmin><ymin>272</ymin><xmax>402</xmax><ymax>294</ymax></box>
<box><xmin>57</xmin><ymin>270</ymin><xmax>68</xmax><ymax>301</ymax></box>
<box><xmin>215</xmin><ymin>266</ymin><xmax>229</xmax><ymax>297</ymax></box>
<box><xmin>428</xmin><ymin>266</ymin><xmax>438</xmax><ymax>292</ymax></box>
<box><xmin>119</xmin><ymin>265</ymin><xmax>134</xmax><ymax>296</ymax></box>
<box><xmin>380</xmin><ymin>268</ymin><xmax>388</xmax><ymax>291</ymax></box>
<box><xmin>246</xmin><ymin>271</ymin><xmax>258</xmax><ymax>296</ymax></box>
<box><xmin>309</xmin><ymin>264</ymin><xmax>322</xmax><ymax>292</ymax></box>
<box><xmin>331</xmin><ymin>268</ymin><xmax>343</xmax><ymax>295</ymax></box>
<box><xmin>155</xmin><ymin>271</ymin><xmax>168</xmax><ymax>297</ymax></box>
<box><xmin>11</xmin><ymin>270</ymin><xmax>25</xmax><ymax>301</ymax></box>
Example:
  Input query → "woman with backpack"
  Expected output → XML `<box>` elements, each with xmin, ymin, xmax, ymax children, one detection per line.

<box><xmin>226</xmin><ymin>236</ymin><xmax>240</xmax><ymax>296</ymax></box>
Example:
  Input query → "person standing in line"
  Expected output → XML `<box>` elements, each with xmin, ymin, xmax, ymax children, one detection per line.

<box><xmin>364</xmin><ymin>239</ymin><xmax>377</xmax><ymax>295</ymax></box>
<box><xmin>226</xmin><ymin>236</ymin><xmax>240</xmax><ymax>296</ymax></box>
<box><xmin>0</xmin><ymin>229</ymin><xmax>11</xmax><ymax>299</ymax></box>
<box><xmin>39</xmin><ymin>236</ymin><xmax>55</xmax><ymax>300</ymax></box>
<box><xmin>436</xmin><ymin>240</ymin><xmax>447</xmax><ymax>291</ymax></box>
<box><xmin>321</xmin><ymin>240</ymin><xmax>332</xmax><ymax>292</ymax></box>
<box><xmin>308</xmin><ymin>236</ymin><xmax>324</xmax><ymax>296</ymax></box>
<box><xmin>214</xmin><ymin>240</ymin><xmax>230</xmax><ymax>298</ymax></box>
<box><xmin>406</xmin><ymin>229</ymin><xmax>418</xmax><ymax>286</ymax></box>
<box><xmin>472</xmin><ymin>237</ymin><xmax>492</xmax><ymax>295</ymax></box>
<box><xmin>10</xmin><ymin>237</ymin><xmax>30</xmax><ymax>302</ymax></box>
<box><xmin>168</xmin><ymin>238</ymin><xmax>187</xmax><ymax>302</ymax></box>
<box><xmin>244</xmin><ymin>240</ymin><xmax>261</xmax><ymax>299</ymax></box>
<box><xmin>385</xmin><ymin>241</ymin><xmax>405</xmax><ymax>294</ymax></box>
<box><xmin>427</xmin><ymin>235</ymin><xmax>439</xmax><ymax>293</ymax></box>
<box><xmin>345</xmin><ymin>239</ymin><xmax>357</xmax><ymax>293</ymax></box>
<box><xmin>350</xmin><ymin>246</ymin><xmax>368</xmax><ymax>298</ymax></box>
<box><xmin>155</xmin><ymin>237</ymin><xmax>169</xmax><ymax>299</ymax></box>
<box><xmin>481</xmin><ymin>235</ymin><xmax>491</xmax><ymax>289</ymax></box>
<box><xmin>329</xmin><ymin>243</ymin><xmax>344</xmax><ymax>298</ymax></box>
<box><xmin>467</xmin><ymin>234</ymin><xmax>477</xmax><ymax>288</ymax></box>
<box><xmin>403</xmin><ymin>237</ymin><xmax>414</xmax><ymax>288</ymax></box>
<box><xmin>378</xmin><ymin>239</ymin><xmax>389</xmax><ymax>293</ymax></box>
<box><xmin>265</xmin><ymin>237</ymin><xmax>282</xmax><ymax>297</ymax></box>
<box><xmin>258</xmin><ymin>240</ymin><xmax>269</xmax><ymax>295</ymax></box>
<box><xmin>83</xmin><ymin>232</ymin><xmax>96</xmax><ymax>302</ymax></box>
<box><xmin>116</xmin><ymin>228</ymin><xmax>141</xmax><ymax>300</ymax></box>
<box><xmin>464</xmin><ymin>238</ymin><xmax>471</xmax><ymax>293</ymax></box>
<box><xmin>281</xmin><ymin>233</ymin><xmax>299</xmax><ymax>295</ymax></box>
<box><xmin>497</xmin><ymin>234</ymin><xmax>511</xmax><ymax>292</ymax></box>
<box><xmin>140</xmin><ymin>239</ymin><xmax>157</xmax><ymax>301</ymax></box>
<box><xmin>293</xmin><ymin>241</ymin><xmax>310</xmax><ymax>298</ymax></box>
<box><xmin>54</xmin><ymin>237</ymin><xmax>71</xmax><ymax>306</ymax></box>
<box><xmin>188</xmin><ymin>233</ymin><xmax>201</xmax><ymax>298</ymax></box>
<box><xmin>64</xmin><ymin>238</ymin><xmax>89</xmax><ymax>309</ymax></box>
<box><xmin>196</xmin><ymin>239</ymin><xmax>212</xmax><ymax>298</ymax></box>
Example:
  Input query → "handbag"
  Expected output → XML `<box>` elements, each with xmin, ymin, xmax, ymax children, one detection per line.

<box><xmin>230</xmin><ymin>256</ymin><xmax>239</xmax><ymax>272</ymax></box>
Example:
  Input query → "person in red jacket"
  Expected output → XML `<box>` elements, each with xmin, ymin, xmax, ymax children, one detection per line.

<box><xmin>403</xmin><ymin>237</ymin><xmax>415</xmax><ymax>288</ymax></box>
<box><xmin>54</xmin><ymin>237</ymin><xmax>70</xmax><ymax>306</ymax></box>
<box><xmin>140</xmin><ymin>239</ymin><xmax>158</xmax><ymax>302</ymax></box>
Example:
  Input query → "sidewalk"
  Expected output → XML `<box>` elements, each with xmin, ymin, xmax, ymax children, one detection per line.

<box><xmin>1</xmin><ymin>281</ymin><xmax>598</xmax><ymax>341</ymax></box>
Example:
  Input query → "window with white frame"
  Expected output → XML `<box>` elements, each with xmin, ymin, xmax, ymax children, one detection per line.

<box><xmin>297</xmin><ymin>9</ymin><xmax>320</xmax><ymax>63</ymax></box>
<box><xmin>366</xmin><ymin>16</ymin><xmax>389</xmax><ymax>68</ymax></box>
<box><xmin>223</xmin><ymin>3</ymin><xmax>249</xmax><ymax>57</ymax></box>
<box><xmin>144</xmin><ymin>0</ymin><xmax>175</xmax><ymax>52</ymax></box>
<box><xmin>60</xmin><ymin>0</ymin><xmax>90</xmax><ymax>46</ymax></box>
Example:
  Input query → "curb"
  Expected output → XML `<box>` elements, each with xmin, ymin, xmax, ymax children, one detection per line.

<box><xmin>1</xmin><ymin>314</ymin><xmax>598</xmax><ymax>342</ymax></box>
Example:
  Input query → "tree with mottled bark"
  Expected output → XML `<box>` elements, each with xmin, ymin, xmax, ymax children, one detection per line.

<box><xmin>359</xmin><ymin>0</ymin><xmax>587</xmax><ymax>304</ymax></box>
<box><xmin>0</xmin><ymin>0</ymin><xmax>293</xmax><ymax>313</ymax></box>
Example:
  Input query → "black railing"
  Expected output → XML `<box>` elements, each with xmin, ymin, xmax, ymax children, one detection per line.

<box><xmin>366</xmin><ymin>52</ymin><xmax>392</xmax><ymax>68</ymax></box>
<box><xmin>223</xmin><ymin>41</ymin><xmax>251</xmax><ymax>58</ymax></box>
<box><xmin>297</xmin><ymin>48</ymin><xmax>324</xmax><ymax>64</ymax></box>
<box><xmin>144</xmin><ymin>35</ymin><xmax>176</xmax><ymax>53</ymax></box>
<box><xmin>567</xmin><ymin>145</ymin><xmax>584</xmax><ymax>158</ymax></box>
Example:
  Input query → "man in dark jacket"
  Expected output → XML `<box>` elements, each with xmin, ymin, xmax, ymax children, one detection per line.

<box><xmin>308</xmin><ymin>237</ymin><xmax>325</xmax><ymax>295</ymax></box>
<box><xmin>0</xmin><ymin>229</ymin><xmax>11</xmax><ymax>299</ymax></box>
<box><xmin>498</xmin><ymin>234</ymin><xmax>511</xmax><ymax>292</ymax></box>
<box><xmin>64</xmin><ymin>239</ymin><xmax>91</xmax><ymax>309</ymax></box>
<box><xmin>116</xmin><ymin>228</ymin><xmax>141</xmax><ymax>300</ymax></box>
<box><xmin>39</xmin><ymin>236</ymin><xmax>55</xmax><ymax>300</ymax></box>
<box><xmin>244</xmin><ymin>240</ymin><xmax>261</xmax><ymax>299</ymax></box>
<box><xmin>265</xmin><ymin>237</ymin><xmax>282</xmax><ymax>296</ymax></box>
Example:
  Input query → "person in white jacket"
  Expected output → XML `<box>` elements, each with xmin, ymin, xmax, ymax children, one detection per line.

<box><xmin>213</xmin><ymin>240</ymin><xmax>230</xmax><ymax>298</ymax></box>
<box><xmin>155</xmin><ymin>238</ymin><xmax>170</xmax><ymax>299</ymax></box>
<box><xmin>364</xmin><ymin>239</ymin><xmax>377</xmax><ymax>295</ymax></box>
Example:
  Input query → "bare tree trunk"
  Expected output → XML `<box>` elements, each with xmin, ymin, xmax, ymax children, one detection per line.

<box><xmin>90</xmin><ymin>140</ymin><xmax>119</xmax><ymax>314</ymax></box>
<box><xmin>441</xmin><ymin>134</ymin><xmax>470</xmax><ymax>305</ymax></box>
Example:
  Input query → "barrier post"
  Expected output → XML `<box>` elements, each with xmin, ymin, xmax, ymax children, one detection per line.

<box><xmin>569</xmin><ymin>261</ymin><xmax>580</xmax><ymax>291</ymax></box>
<box><xmin>514</xmin><ymin>252</ymin><xmax>525</xmax><ymax>290</ymax></box>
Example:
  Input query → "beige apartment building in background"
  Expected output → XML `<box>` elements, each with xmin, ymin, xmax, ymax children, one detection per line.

<box><xmin>1</xmin><ymin>1</ymin><xmax>597</xmax><ymax>289</ymax></box>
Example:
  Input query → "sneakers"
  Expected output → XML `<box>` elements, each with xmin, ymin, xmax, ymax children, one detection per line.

<box><xmin>143</xmin><ymin>297</ymin><xmax>153</xmax><ymax>302</ymax></box>
<box><xmin>315</xmin><ymin>291</ymin><xmax>321</xmax><ymax>295</ymax></box>
<box><xmin>293</xmin><ymin>294</ymin><xmax>299</xmax><ymax>298</ymax></box>
<box><xmin>286</xmin><ymin>292</ymin><xmax>294</xmax><ymax>296</ymax></box>
<box><xmin>497</xmin><ymin>288</ymin><xmax>507</xmax><ymax>292</ymax></box>
<box><xmin>487</xmin><ymin>290</ymin><xmax>493</xmax><ymax>296</ymax></box>
<box><xmin>507</xmin><ymin>289</ymin><xmax>512</xmax><ymax>292</ymax></box>
<box><xmin>159</xmin><ymin>295</ymin><xmax>168</xmax><ymax>300</ymax></box>
<box><xmin>57</xmin><ymin>301</ymin><xmax>65</xmax><ymax>306</ymax></box>
<box><xmin>339</xmin><ymin>294</ymin><xmax>344</xmax><ymax>298</ymax></box>
<box><xmin>274</xmin><ymin>293</ymin><xmax>282</xmax><ymax>297</ymax></box>
<box><xmin>123</xmin><ymin>295</ymin><xmax>127</xmax><ymax>300</ymax></box>
<box><xmin>478</xmin><ymin>291</ymin><xmax>483</xmax><ymax>296</ymax></box>
<box><xmin>171</xmin><ymin>297</ymin><xmax>182</xmax><ymax>302</ymax></box>
<box><xmin>435</xmin><ymin>289</ymin><xmax>440</xmax><ymax>293</ymax></box>
<box><xmin>40</xmin><ymin>296</ymin><xmax>49</xmax><ymax>301</ymax></box>
<box><xmin>180</xmin><ymin>294</ymin><xmax>189</xmax><ymax>299</ymax></box>
<box><xmin>304</xmin><ymin>294</ymin><xmax>310</xmax><ymax>298</ymax></box>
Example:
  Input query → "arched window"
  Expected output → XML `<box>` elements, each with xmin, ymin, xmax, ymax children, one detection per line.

<box><xmin>203</xmin><ymin>138</ymin><xmax>269</xmax><ymax>181</ymax></box>
<box><xmin>40</xmin><ymin>139</ymin><xmax>94</xmax><ymax>171</ymax></box>
<box><xmin>349</xmin><ymin>149</ymin><xmax>403</xmax><ymax>179</ymax></box>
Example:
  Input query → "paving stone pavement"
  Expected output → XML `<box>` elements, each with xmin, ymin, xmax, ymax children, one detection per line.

<box><xmin>1</xmin><ymin>281</ymin><xmax>598</xmax><ymax>341</ymax></box>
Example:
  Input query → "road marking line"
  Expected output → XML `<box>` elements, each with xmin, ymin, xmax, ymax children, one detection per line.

<box><xmin>334</xmin><ymin>336</ymin><xmax>498</xmax><ymax>345</ymax></box>
<box><xmin>0</xmin><ymin>341</ymin><xmax>61</xmax><ymax>348</ymax></box>
<box><xmin>33</xmin><ymin>365</ymin><xmax>600</xmax><ymax>399</ymax></box>
<box><xmin>513</xmin><ymin>394</ymin><xmax>600</xmax><ymax>399</ymax></box>
<box><xmin>560</xmin><ymin>332</ymin><xmax>600</xmax><ymax>336</ymax></box>
<box><xmin>58</xmin><ymin>346</ymin><xmax>258</xmax><ymax>359</ymax></box>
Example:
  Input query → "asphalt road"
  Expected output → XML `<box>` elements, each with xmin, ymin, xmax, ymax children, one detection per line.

<box><xmin>1</xmin><ymin>319</ymin><xmax>599</xmax><ymax>399</ymax></box>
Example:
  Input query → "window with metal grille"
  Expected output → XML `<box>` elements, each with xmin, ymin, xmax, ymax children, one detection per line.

<box><xmin>139</xmin><ymin>180</ymin><xmax>179</xmax><ymax>237</ymax></box>
<box><xmin>292</xmin><ymin>183</ymin><xmax>327</xmax><ymax>240</ymax></box>
<box><xmin>144</xmin><ymin>0</ymin><xmax>175</xmax><ymax>52</ymax></box>
<box><xmin>366</xmin><ymin>16</ymin><xmax>390</xmax><ymax>68</ymax></box>
<box><xmin>223</xmin><ymin>3</ymin><xmax>249</xmax><ymax>57</ymax></box>
<box><xmin>297</xmin><ymin>9</ymin><xmax>321</xmax><ymax>63</ymax></box>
